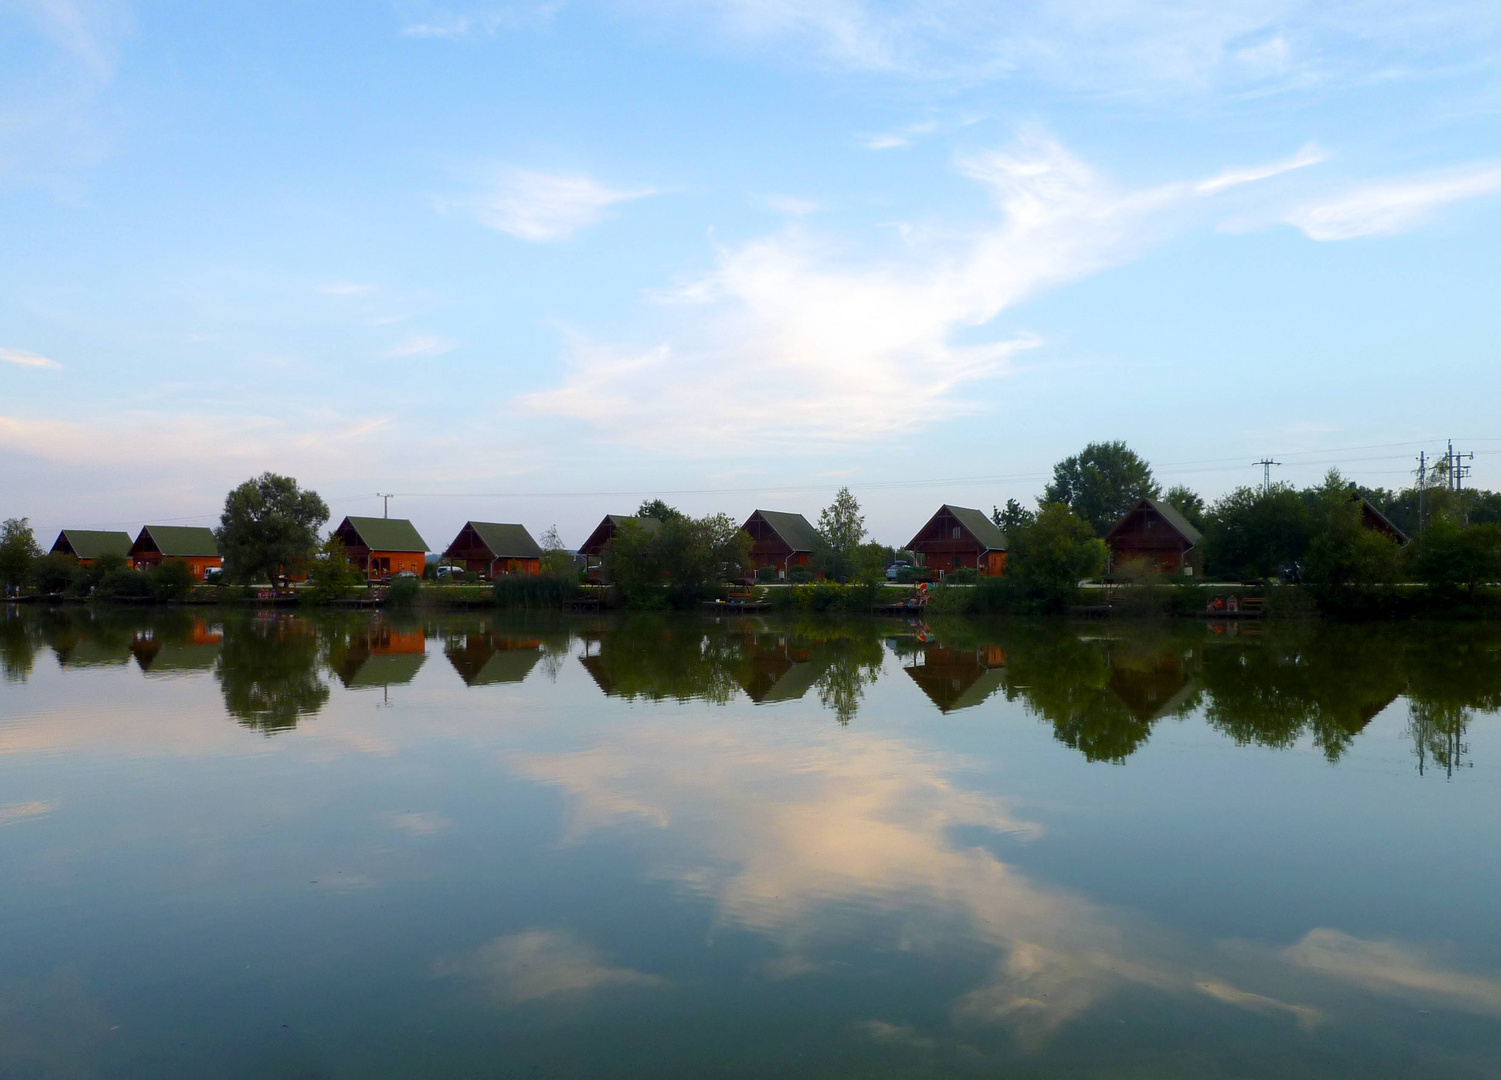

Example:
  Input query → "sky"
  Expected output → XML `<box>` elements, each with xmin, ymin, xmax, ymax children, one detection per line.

<box><xmin>2</xmin><ymin>0</ymin><xmax>1500</xmax><ymax>549</ymax></box>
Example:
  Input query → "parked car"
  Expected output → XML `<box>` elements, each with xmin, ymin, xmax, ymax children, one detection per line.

<box><xmin>885</xmin><ymin>561</ymin><xmax>910</xmax><ymax>581</ymax></box>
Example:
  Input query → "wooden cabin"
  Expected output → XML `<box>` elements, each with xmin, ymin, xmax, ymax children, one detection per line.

<box><xmin>742</xmin><ymin>510</ymin><xmax>820</xmax><ymax>577</ymax></box>
<box><xmin>332</xmin><ymin>516</ymin><xmax>429</xmax><ymax>580</ymax></box>
<box><xmin>442</xmin><ymin>522</ymin><xmax>543</xmax><ymax>578</ymax></box>
<box><xmin>1353</xmin><ymin>494</ymin><xmax>1410</xmax><ymax>545</ymax></box>
<box><xmin>129</xmin><ymin>526</ymin><xmax>222</xmax><ymax>580</ymax></box>
<box><xmin>1105</xmin><ymin>499</ymin><xmax>1204</xmax><ymax>576</ymax></box>
<box><xmin>906</xmin><ymin>505</ymin><xmax>1008</xmax><ymax>577</ymax></box>
<box><xmin>577</xmin><ymin>515</ymin><xmax>664</xmax><ymax>579</ymax></box>
<box><xmin>50</xmin><ymin>529</ymin><xmax>132</xmax><ymax>566</ymax></box>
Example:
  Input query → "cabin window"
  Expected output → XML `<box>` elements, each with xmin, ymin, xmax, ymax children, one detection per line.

<box><xmin>952</xmin><ymin>526</ymin><xmax>961</xmax><ymax>539</ymax></box>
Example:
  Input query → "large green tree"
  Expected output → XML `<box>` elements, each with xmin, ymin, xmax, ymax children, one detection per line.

<box><xmin>1202</xmin><ymin>485</ymin><xmax>1311</xmax><ymax>580</ymax></box>
<box><xmin>813</xmin><ymin>487</ymin><xmax>866</xmax><ymax>582</ymax></box>
<box><xmin>1043</xmin><ymin>441</ymin><xmax>1160</xmax><ymax>536</ymax></box>
<box><xmin>216</xmin><ymin>473</ymin><xmax>329</xmax><ymax>585</ymax></box>
<box><xmin>605</xmin><ymin>513</ymin><xmax>751</xmax><ymax>607</ymax></box>
<box><xmin>1007</xmin><ymin>503</ymin><xmax>1107</xmax><ymax>610</ymax></box>
<box><xmin>0</xmin><ymin>518</ymin><xmax>41</xmax><ymax>592</ymax></box>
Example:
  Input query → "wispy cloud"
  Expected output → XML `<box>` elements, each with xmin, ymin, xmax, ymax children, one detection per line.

<box><xmin>0</xmin><ymin>348</ymin><xmax>62</xmax><ymax>370</ymax></box>
<box><xmin>400</xmin><ymin>2</ymin><xmax>563</xmax><ymax>39</ymax></box>
<box><xmin>433</xmin><ymin>929</ymin><xmax>664</xmax><ymax>1004</ymax></box>
<box><xmin>462</xmin><ymin>168</ymin><xmax>658</xmax><ymax>242</ymax></box>
<box><xmin>1285</xmin><ymin>928</ymin><xmax>1501</xmax><ymax>1016</ymax></box>
<box><xmin>635</xmin><ymin>0</ymin><xmax>1501</xmax><ymax>98</ymax></box>
<box><xmin>384</xmin><ymin>334</ymin><xmax>459</xmax><ymax>358</ymax></box>
<box><xmin>519</xmin><ymin>135</ymin><xmax>1310</xmax><ymax>448</ymax></box>
<box><xmin>1285</xmin><ymin>162</ymin><xmax>1501</xmax><ymax>240</ymax></box>
<box><xmin>1197</xmin><ymin>142</ymin><xmax>1325</xmax><ymax>194</ymax></box>
<box><xmin>0</xmin><ymin>801</ymin><xmax>53</xmax><ymax>826</ymax></box>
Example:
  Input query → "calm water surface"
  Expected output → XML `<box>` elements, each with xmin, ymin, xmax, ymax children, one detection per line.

<box><xmin>1</xmin><ymin>606</ymin><xmax>1499</xmax><ymax>1078</ymax></box>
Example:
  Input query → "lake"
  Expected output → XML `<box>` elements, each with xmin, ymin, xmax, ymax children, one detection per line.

<box><xmin>1</xmin><ymin>606</ymin><xmax>1498</xmax><ymax>1078</ymax></box>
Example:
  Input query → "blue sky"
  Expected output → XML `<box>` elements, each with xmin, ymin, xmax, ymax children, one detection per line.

<box><xmin>3</xmin><ymin>0</ymin><xmax>1500</xmax><ymax>548</ymax></box>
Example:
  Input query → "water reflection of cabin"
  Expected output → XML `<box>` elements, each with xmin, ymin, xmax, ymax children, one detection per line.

<box><xmin>736</xmin><ymin>633</ymin><xmax>828</xmax><ymax>703</ymax></box>
<box><xmin>1105</xmin><ymin>499</ymin><xmax>1203</xmax><ymax>576</ymax></box>
<box><xmin>901</xmin><ymin>643</ymin><xmax>1008</xmax><ymax>712</ymax></box>
<box><xmin>129</xmin><ymin>526</ymin><xmax>223</xmax><ymax>580</ymax></box>
<box><xmin>906</xmin><ymin>505</ymin><xmax>1008</xmax><ymax>577</ymax></box>
<box><xmin>1105</xmin><ymin>647</ymin><xmax>1199</xmax><ymax>722</ymax></box>
<box><xmin>334</xmin><ymin>624</ymin><xmax>428</xmax><ymax>688</ymax></box>
<box><xmin>441</xmin><ymin>522</ymin><xmax>543</xmax><ymax>579</ymax></box>
<box><xmin>332</xmin><ymin>517</ymin><xmax>429</xmax><ymax>581</ymax></box>
<box><xmin>742</xmin><ymin>510</ymin><xmax>819</xmax><ymax>578</ymax></box>
<box><xmin>577</xmin><ymin>515</ymin><xmax>662</xmax><ymax>580</ymax></box>
<box><xmin>130</xmin><ymin>619</ymin><xmax>223</xmax><ymax>673</ymax></box>
<box><xmin>49</xmin><ymin>529</ymin><xmax>133</xmax><ymax>567</ymax></box>
<box><xmin>445</xmin><ymin>633</ymin><xmax>543</xmax><ymax>685</ymax></box>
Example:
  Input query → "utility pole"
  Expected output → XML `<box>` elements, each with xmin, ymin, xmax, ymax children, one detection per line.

<box><xmin>1416</xmin><ymin>451</ymin><xmax>1427</xmax><ymax>534</ymax></box>
<box><xmin>377</xmin><ymin>493</ymin><xmax>393</xmax><ymax>519</ymax></box>
<box><xmin>1254</xmin><ymin>458</ymin><xmax>1281</xmax><ymax>495</ymax></box>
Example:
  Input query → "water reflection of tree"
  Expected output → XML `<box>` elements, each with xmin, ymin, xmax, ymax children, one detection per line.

<box><xmin>0</xmin><ymin>609</ymin><xmax>39</xmax><ymax>682</ymax></box>
<box><xmin>215</xmin><ymin>615</ymin><xmax>328</xmax><ymax>733</ymax></box>
<box><xmin>998</xmin><ymin>625</ymin><xmax>1180</xmax><ymax>763</ymax></box>
<box><xmin>814</xmin><ymin>635</ymin><xmax>885</xmax><ymax>725</ymax></box>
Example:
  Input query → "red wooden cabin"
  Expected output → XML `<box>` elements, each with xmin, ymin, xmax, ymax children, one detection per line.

<box><xmin>907</xmin><ymin>505</ymin><xmax>1008</xmax><ymax>577</ymax></box>
<box><xmin>332</xmin><ymin>516</ymin><xmax>429</xmax><ymax>580</ymax></box>
<box><xmin>129</xmin><ymin>526</ymin><xmax>222</xmax><ymax>580</ymax></box>
<box><xmin>741</xmin><ymin>510</ymin><xmax>820</xmax><ymax>578</ymax></box>
<box><xmin>50</xmin><ymin>529</ymin><xmax>133</xmax><ymax>566</ymax></box>
<box><xmin>1105</xmin><ymin>499</ymin><xmax>1204</xmax><ymax>576</ymax></box>
<box><xmin>442</xmin><ymin>522</ymin><xmax>543</xmax><ymax>578</ymax></box>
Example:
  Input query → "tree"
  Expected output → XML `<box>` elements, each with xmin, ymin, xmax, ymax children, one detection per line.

<box><xmin>1302</xmin><ymin>474</ymin><xmax>1401</xmax><ymax>591</ymax></box>
<box><xmin>813</xmin><ymin>487</ymin><xmax>866</xmax><ymax>582</ymax></box>
<box><xmin>992</xmin><ymin>499</ymin><xmax>1035</xmax><ymax>536</ymax></box>
<box><xmin>1409</xmin><ymin>516</ymin><xmax>1501</xmax><ymax>595</ymax></box>
<box><xmin>1043</xmin><ymin>442</ymin><xmax>1160</xmax><ymax>536</ymax></box>
<box><xmin>216</xmin><ymin>473</ymin><xmax>329</xmax><ymax>586</ymax></box>
<box><xmin>1007</xmin><ymin>503</ymin><xmax>1107</xmax><ymax>609</ymax></box>
<box><xmin>0</xmin><ymin>518</ymin><xmax>41</xmax><ymax>593</ymax></box>
<box><xmin>537</xmin><ymin>525</ymin><xmax>575</xmax><ymax>577</ymax></box>
<box><xmin>1202</xmin><ymin>485</ymin><xmax>1311</xmax><ymax>580</ymax></box>
<box><xmin>605</xmin><ymin>513</ymin><xmax>751</xmax><ymax>607</ymax></box>
<box><xmin>1164</xmin><ymin>485</ymin><xmax>1206</xmax><ymax>532</ymax></box>
<box><xmin>637</xmin><ymin>499</ymin><xmax>683</xmax><ymax>523</ymax></box>
<box><xmin>306</xmin><ymin>536</ymin><xmax>364</xmax><ymax>603</ymax></box>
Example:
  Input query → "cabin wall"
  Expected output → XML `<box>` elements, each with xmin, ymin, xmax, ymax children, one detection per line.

<box><xmin>131</xmin><ymin>553</ymin><xmax>222</xmax><ymax>580</ymax></box>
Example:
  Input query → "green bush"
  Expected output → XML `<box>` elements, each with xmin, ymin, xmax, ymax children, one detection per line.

<box><xmin>386</xmin><ymin>575</ymin><xmax>420</xmax><ymax>608</ymax></box>
<box><xmin>944</xmin><ymin>568</ymin><xmax>979</xmax><ymax>584</ymax></box>
<box><xmin>149</xmin><ymin>559</ymin><xmax>197</xmax><ymax>602</ymax></box>
<box><xmin>788</xmin><ymin>566</ymin><xmax>813</xmax><ymax>583</ymax></box>
<box><xmin>95</xmin><ymin>567</ymin><xmax>154</xmax><ymax>600</ymax></box>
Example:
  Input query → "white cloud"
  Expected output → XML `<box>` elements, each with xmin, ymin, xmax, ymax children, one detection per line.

<box><xmin>0</xmin><ymin>348</ymin><xmax>62</xmax><ymax>370</ymax></box>
<box><xmin>383</xmin><ymin>334</ymin><xmax>459</xmax><ymax>358</ymax></box>
<box><xmin>387</xmin><ymin>811</ymin><xmax>452</xmax><ymax>836</ymax></box>
<box><xmin>521</xmin><ymin>135</ymin><xmax>1309</xmax><ymax>449</ymax></box>
<box><xmin>0</xmin><ymin>801</ymin><xmax>53</xmax><ymax>826</ymax></box>
<box><xmin>464</xmin><ymin>168</ymin><xmax>657</xmax><ymax>242</ymax></box>
<box><xmin>1196</xmin><ymin>142</ymin><xmax>1325</xmax><ymax>194</ymax></box>
<box><xmin>1286</xmin><ymin>163</ymin><xmax>1501</xmax><ymax>240</ymax></box>
<box><xmin>433</xmin><ymin>929</ymin><xmax>664</xmax><ymax>1004</ymax></box>
<box><xmin>631</xmin><ymin>0</ymin><xmax>1501</xmax><ymax>96</ymax></box>
<box><xmin>1284</xmin><ymin>928</ymin><xmax>1501</xmax><ymax>1016</ymax></box>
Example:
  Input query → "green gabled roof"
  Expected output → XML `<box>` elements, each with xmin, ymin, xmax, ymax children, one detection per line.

<box><xmin>341</xmin><ymin>652</ymin><xmax>428</xmax><ymax>688</ymax></box>
<box><xmin>465</xmin><ymin>522</ymin><xmax>542</xmax><ymax>560</ymax></box>
<box><xmin>1142</xmin><ymin>499</ymin><xmax>1204</xmax><ymax>546</ymax></box>
<box><xmin>752</xmin><ymin>510</ymin><xmax>821</xmax><ymax>553</ymax></box>
<box><xmin>54</xmin><ymin>530</ymin><xmax>133</xmax><ymax>560</ymax></box>
<box><xmin>138</xmin><ymin>526</ymin><xmax>220</xmax><ymax>557</ymax></box>
<box><xmin>943</xmin><ymin>505</ymin><xmax>1008</xmax><ymax>552</ymax></box>
<box><xmin>340</xmin><ymin>516</ymin><xmax>429</xmax><ymax>553</ymax></box>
